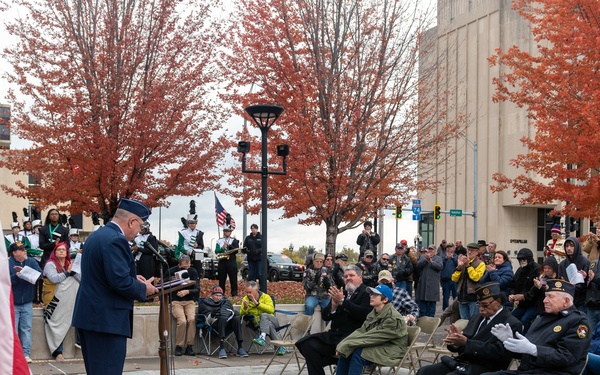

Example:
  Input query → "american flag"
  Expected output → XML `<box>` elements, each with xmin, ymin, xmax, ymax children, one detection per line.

<box><xmin>215</xmin><ymin>194</ymin><xmax>236</xmax><ymax>229</ymax></box>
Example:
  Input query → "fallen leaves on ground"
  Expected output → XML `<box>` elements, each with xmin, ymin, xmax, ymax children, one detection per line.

<box><xmin>200</xmin><ymin>279</ymin><xmax>305</xmax><ymax>304</ymax></box>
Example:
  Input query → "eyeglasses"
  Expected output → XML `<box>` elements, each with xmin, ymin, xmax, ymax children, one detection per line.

<box><xmin>369</xmin><ymin>293</ymin><xmax>382</xmax><ymax>298</ymax></box>
<box><xmin>381</xmin><ymin>258</ymin><xmax>390</xmax><ymax>261</ymax></box>
<box><xmin>365</xmin><ymin>255</ymin><xmax>373</xmax><ymax>259</ymax></box>
<box><xmin>476</xmin><ymin>300</ymin><xmax>495</xmax><ymax>308</ymax></box>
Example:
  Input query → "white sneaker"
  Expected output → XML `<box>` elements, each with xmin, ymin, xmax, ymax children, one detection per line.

<box><xmin>25</xmin><ymin>356</ymin><xmax>32</xmax><ymax>363</ymax></box>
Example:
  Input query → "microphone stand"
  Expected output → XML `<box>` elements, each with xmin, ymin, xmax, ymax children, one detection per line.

<box><xmin>156</xmin><ymin>253</ymin><xmax>173</xmax><ymax>375</ymax></box>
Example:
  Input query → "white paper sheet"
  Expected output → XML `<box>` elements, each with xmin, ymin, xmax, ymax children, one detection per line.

<box><xmin>18</xmin><ymin>265</ymin><xmax>41</xmax><ymax>285</ymax></box>
<box><xmin>566</xmin><ymin>263</ymin><xmax>585</xmax><ymax>284</ymax></box>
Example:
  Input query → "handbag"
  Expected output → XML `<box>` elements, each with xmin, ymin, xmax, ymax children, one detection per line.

<box><xmin>440</xmin><ymin>355</ymin><xmax>471</xmax><ymax>375</ymax></box>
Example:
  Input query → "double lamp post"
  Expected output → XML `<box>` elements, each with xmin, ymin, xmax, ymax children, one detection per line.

<box><xmin>237</xmin><ymin>104</ymin><xmax>289</xmax><ymax>293</ymax></box>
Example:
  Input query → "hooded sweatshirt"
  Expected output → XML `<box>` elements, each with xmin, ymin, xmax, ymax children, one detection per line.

<box><xmin>557</xmin><ymin>236</ymin><xmax>590</xmax><ymax>307</ymax></box>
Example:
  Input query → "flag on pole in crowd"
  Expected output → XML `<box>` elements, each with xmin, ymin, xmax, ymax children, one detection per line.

<box><xmin>0</xmin><ymin>220</ymin><xmax>31</xmax><ymax>374</ymax></box>
<box><xmin>214</xmin><ymin>193</ymin><xmax>236</xmax><ymax>229</ymax></box>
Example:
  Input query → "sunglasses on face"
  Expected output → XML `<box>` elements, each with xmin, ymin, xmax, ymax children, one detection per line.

<box><xmin>365</xmin><ymin>256</ymin><xmax>373</xmax><ymax>259</ymax></box>
<box><xmin>381</xmin><ymin>258</ymin><xmax>389</xmax><ymax>261</ymax></box>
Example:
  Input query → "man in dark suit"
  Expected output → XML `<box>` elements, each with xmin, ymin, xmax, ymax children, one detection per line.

<box><xmin>296</xmin><ymin>264</ymin><xmax>372</xmax><ymax>375</ymax></box>
<box><xmin>417</xmin><ymin>282</ymin><xmax>523</xmax><ymax>375</ymax></box>
<box><xmin>72</xmin><ymin>198</ymin><xmax>158</xmax><ymax>375</ymax></box>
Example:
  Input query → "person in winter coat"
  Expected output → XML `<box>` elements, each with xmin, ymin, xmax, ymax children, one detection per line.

<box><xmin>335</xmin><ymin>284</ymin><xmax>407</xmax><ymax>375</ymax></box>
<box><xmin>243</xmin><ymin>224</ymin><xmax>262</xmax><ymax>282</ymax></box>
<box><xmin>197</xmin><ymin>285</ymin><xmax>248</xmax><ymax>359</ymax></box>
<box><xmin>528</xmin><ymin>256</ymin><xmax>560</xmax><ymax>316</ymax></box>
<box><xmin>390</xmin><ymin>242</ymin><xmax>414</xmax><ymax>293</ymax></box>
<box><xmin>558</xmin><ymin>236</ymin><xmax>590</xmax><ymax>313</ymax></box>
<box><xmin>584</xmin><ymin>322</ymin><xmax>600</xmax><ymax>375</ymax></box>
<box><xmin>440</xmin><ymin>243</ymin><xmax>458</xmax><ymax>311</ymax></box>
<box><xmin>509</xmin><ymin>248</ymin><xmax>541</xmax><ymax>333</ymax></box>
<box><xmin>415</xmin><ymin>245</ymin><xmax>443</xmax><ymax>317</ymax></box>
<box><xmin>452</xmin><ymin>243</ymin><xmax>486</xmax><ymax>320</ymax></box>
<box><xmin>356</xmin><ymin>221</ymin><xmax>380</xmax><ymax>262</ymax></box>
<box><xmin>480</xmin><ymin>250</ymin><xmax>514</xmax><ymax>309</ymax></box>
<box><xmin>357</xmin><ymin>250</ymin><xmax>381</xmax><ymax>288</ymax></box>
<box><xmin>303</xmin><ymin>253</ymin><xmax>333</xmax><ymax>316</ymax></box>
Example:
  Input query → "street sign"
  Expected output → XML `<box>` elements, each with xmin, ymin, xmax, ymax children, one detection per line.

<box><xmin>412</xmin><ymin>199</ymin><xmax>421</xmax><ymax>214</ymax></box>
<box><xmin>412</xmin><ymin>214</ymin><xmax>421</xmax><ymax>221</ymax></box>
<box><xmin>449</xmin><ymin>209</ymin><xmax>463</xmax><ymax>217</ymax></box>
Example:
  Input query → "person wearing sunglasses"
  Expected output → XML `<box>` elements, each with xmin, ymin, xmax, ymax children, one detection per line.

<box><xmin>357</xmin><ymin>250</ymin><xmax>381</xmax><ymax>288</ymax></box>
<box><xmin>417</xmin><ymin>282</ymin><xmax>522</xmax><ymax>375</ymax></box>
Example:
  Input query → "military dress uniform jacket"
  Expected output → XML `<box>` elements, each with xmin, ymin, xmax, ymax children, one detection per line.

<box><xmin>72</xmin><ymin>222</ymin><xmax>147</xmax><ymax>338</ymax></box>
<box><xmin>448</xmin><ymin>308</ymin><xmax>523</xmax><ymax>373</ymax></box>
<box><xmin>514</xmin><ymin>306</ymin><xmax>591</xmax><ymax>375</ymax></box>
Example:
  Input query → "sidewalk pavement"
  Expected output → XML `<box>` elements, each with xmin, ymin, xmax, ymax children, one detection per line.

<box><xmin>28</xmin><ymin>350</ymin><xmax>307</xmax><ymax>375</ymax></box>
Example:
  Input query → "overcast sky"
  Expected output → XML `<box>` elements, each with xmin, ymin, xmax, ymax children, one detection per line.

<box><xmin>0</xmin><ymin>1</ymin><xmax>422</xmax><ymax>254</ymax></box>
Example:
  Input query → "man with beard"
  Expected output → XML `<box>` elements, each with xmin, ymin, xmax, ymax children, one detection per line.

<box><xmin>296</xmin><ymin>265</ymin><xmax>372</xmax><ymax>375</ymax></box>
<box><xmin>508</xmin><ymin>248</ymin><xmax>542</xmax><ymax>333</ymax></box>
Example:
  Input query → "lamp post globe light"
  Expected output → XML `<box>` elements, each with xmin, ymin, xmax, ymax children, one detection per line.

<box><xmin>238</xmin><ymin>104</ymin><xmax>289</xmax><ymax>293</ymax></box>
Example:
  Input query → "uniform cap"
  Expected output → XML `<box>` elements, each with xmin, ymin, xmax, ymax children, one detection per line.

<box><xmin>475</xmin><ymin>282</ymin><xmax>501</xmax><ymax>301</ymax></box>
<box><xmin>546</xmin><ymin>279</ymin><xmax>575</xmax><ymax>296</ymax></box>
<box><xmin>118</xmin><ymin>198</ymin><xmax>151</xmax><ymax>221</ymax></box>
<box><xmin>335</xmin><ymin>253</ymin><xmax>348</xmax><ymax>261</ymax></box>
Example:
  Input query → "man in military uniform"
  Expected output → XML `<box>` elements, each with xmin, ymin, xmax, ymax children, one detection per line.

<box><xmin>417</xmin><ymin>282</ymin><xmax>522</xmax><ymax>375</ymax></box>
<box><xmin>486</xmin><ymin>279</ymin><xmax>591</xmax><ymax>375</ymax></box>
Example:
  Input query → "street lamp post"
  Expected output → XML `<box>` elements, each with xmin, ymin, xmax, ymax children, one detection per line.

<box><xmin>238</xmin><ymin>104</ymin><xmax>289</xmax><ymax>293</ymax></box>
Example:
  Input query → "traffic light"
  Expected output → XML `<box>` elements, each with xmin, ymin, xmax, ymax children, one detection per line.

<box><xmin>434</xmin><ymin>204</ymin><xmax>441</xmax><ymax>221</ymax></box>
<box><xmin>395</xmin><ymin>205</ymin><xmax>402</xmax><ymax>220</ymax></box>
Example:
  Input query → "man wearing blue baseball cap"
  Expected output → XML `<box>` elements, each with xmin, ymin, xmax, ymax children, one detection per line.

<box><xmin>335</xmin><ymin>284</ymin><xmax>408</xmax><ymax>375</ymax></box>
<box><xmin>72</xmin><ymin>198</ymin><xmax>158</xmax><ymax>375</ymax></box>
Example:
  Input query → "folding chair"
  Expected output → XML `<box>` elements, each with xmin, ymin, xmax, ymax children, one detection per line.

<box><xmin>409</xmin><ymin>316</ymin><xmax>441</xmax><ymax>367</ymax></box>
<box><xmin>196</xmin><ymin>299</ymin><xmax>237</xmax><ymax>355</ymax></box>
<box><xmin>369</xmin><ymin>326</ymin><xmax>421</xmax><ymax>375</ymax></box>
<box><xmin>263</xmin><ymin>314</ymin><xmax>315</xmax><ymax>375</ymax></box>
<box><xmin>243</xmin><ymin>295</ymin><xmax>296</xmax><ymax>354</ymax></box>
<box><xmin>426</xmin><ymin>319</ymin><xmax>469</xmax><ymax>363</ymax></box>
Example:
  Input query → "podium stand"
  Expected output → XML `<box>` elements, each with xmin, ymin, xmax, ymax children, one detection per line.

<box><xmin>148</xmin><ymin>280</ymin><xmax>195</xmax><ymax>375</ymax></box>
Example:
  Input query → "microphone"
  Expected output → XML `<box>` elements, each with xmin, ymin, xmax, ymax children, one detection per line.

<box><xmin>145</xmin><ymin>242</ymin><xmax>169</xmax><ymax>266</ymax></box>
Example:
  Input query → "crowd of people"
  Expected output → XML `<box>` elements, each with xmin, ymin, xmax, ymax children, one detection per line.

<box><xmin>7</xmin><ymin>210</ymin><xmax>600</xmax><ymax>374</ymax></box>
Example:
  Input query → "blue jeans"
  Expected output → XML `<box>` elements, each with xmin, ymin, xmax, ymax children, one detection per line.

<box><xmin>441</xmin><ymin>280</ymin><xmax>457</xmax><ymax>311</ymax></box>
<box><xmin>584</xmin><ymin>353</ymin><xmax>600</xmax><ymax>375</ymax></box>
<box><xmin>305</xmin><ymin>295</ymin><xmax>331</xmax><ymax>316</ymax></box>
<box><xmin>586</xmin><ymin>308</ymin><xmax>600</xmax><ymax>333</ymax></box>
<box><xmin>395</xmin><ymin>280</ymin><xmax>407</xmax><ymax>291</ymax></box>
<box><xmin>337</xmin><ymin>347</ymin><xmax>371</xmax><ymax>375</ymax></box>
<box><xmin>458</xmin><ymin>301</ymin><xmax>478</xmax><ymax>320</ymax></box>
<box><xmin>14</xmin><ymin>302</ymin><xmax>33</xmax><ymax>356</ymax></box>
<box><xmin>248</xmin><ymin>259</ymin><xmax>262</xmax><ymax>282</ymax></box>
<box><xmin>417</xmin><ymin>300</ymin><xmax>436</xmax><ymax>318</ymax></box>
<box><xmin>407</xmin><ymin>281</ymin><xmax>413</xmax><ymax>298</ymax></box>
<box><xmin>512</xmin><ymin>305</ymin><xmax>537</xmax><ymax>333</ymax></box>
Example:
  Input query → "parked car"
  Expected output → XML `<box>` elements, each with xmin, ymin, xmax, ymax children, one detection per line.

<box><xmin>157</xmin><ymin>240</ymin><xmax>215</xmax><ymax>279</ymax></box>
<box><xmin>240</xmin><ymin>253</ymin><xmax>304</xmax><ymax>282</ymax></box>
<box><xmin>201</xmin><ymin>257</ymin><xmax>219</xmax><ymax>280</ymax></box>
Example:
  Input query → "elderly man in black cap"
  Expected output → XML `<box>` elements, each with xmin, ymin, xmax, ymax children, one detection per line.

<box><xmin>72</xmin><ymin>198</ymin><xmax>158</xmax><ymax>375</ymax></box>
<box><xmin>417</xmin><ymin>282</ymin><xmax>522</xmax><ymax>375</ymax></box>
<box><xmin>485</xmin><ymin>279</ymin><xmax>591</xmax><ymax>375</ymax></box>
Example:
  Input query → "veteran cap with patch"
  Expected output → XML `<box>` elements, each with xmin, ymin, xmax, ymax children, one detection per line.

<box><xmin>546</xmin><ymin>279</ymin><xmax>575</xmax><ymax>296</ymax></box>
<box><xmin>475</xmin><ymin>282</ymin><xmax>501</xmax><ymax>301</ymax></box>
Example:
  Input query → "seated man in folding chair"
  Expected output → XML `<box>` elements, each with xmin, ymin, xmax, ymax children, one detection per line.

<box><xmin>484</xmin><ymin>279</ymin><xmax>591</xmax><ymax>375</ymax></box>
<box><xmin>296</xmin><ymin>264</ymin><xmax>372</xmax><ymax>375</ymax></box>
<box><xmin>335</xmin><ymin>284</ymin><xmax>408</xmax><ymax>375</ymax></box>
<box><xmin>239</xmin><ymin>280</ymin><xmax>286</xmax><ymax>355</ymax></box>
<box><xmin>417</xmin><ymin>282</ymin><xmax>522</xmax><ymax>375</ymax></box>
<box><xmin>197</xmin><ymin>285</ymin><xmax>249</xmax><ymax>359</ymax></box>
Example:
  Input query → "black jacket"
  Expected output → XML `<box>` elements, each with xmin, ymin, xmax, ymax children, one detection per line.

<box><xmin>321</xmin><ymin>283</ymin><xmax>372</xmax><ymax>343</ymax></box>
<box><xmin>515</xmin><ymin>306</ymin><xmax>591</xmax><ymax>375</ymax></box>
<box><xmin>558</xmin><ymin>236</ymin><xmax>590</xmax><ymax>307</ymax></box>
<box><xmin>198</xmin><ymin>296</ymin><xmax>236</xmax><ymax>320</ymax></box>
<box><xmin>39</xmin><ymin>224</ymin><xmax>70</xmax><ymax>267</ymax></box>
<box><xmin>243</xmin><ymin>232</ymin><xmax>262</xmax><ymax>262</ymax></box>
<box><xmin>511</xmin><ymin>249</ymin><xmax>541</xmax><ymax>308</ymax></box>
<box><xmin>449</xmin><ymin>307</ymin><xmax>523</xmax><ymax>372</ymax></box>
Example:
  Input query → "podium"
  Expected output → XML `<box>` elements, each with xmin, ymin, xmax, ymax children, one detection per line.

<box><xmin>148</xmin><ymin>280</ymin><xmax>195</xmax><ymax>375</ymax></box>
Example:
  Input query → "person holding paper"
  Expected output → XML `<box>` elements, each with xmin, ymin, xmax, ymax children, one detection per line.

<box><xmin>72</xmin><ymin>198</ymin><xmax>157</xmax><ymax>375</ymax></box>
<box><xmin>558</xmin><ymin>236</ymin><xmax>590</xmax><ymax>313</ymax></box>
<box><xmin>43</xmin><ymin>242</ymin><xmax>81</xmax><ymax>361</ymax></box>
<box><xmin>9</xmin><ymin>242</ymin><xmax>42</xmax><ymax>363</ymax></box>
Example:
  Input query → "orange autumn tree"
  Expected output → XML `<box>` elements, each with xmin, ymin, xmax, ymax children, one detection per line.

<box><xmin>1</xmin><ymin>0</ymin><xmax>228</xmax><ymax>217</ymax></box>
<box><xmin>489</xmin><ymin>0</ymin><xmax>600</xmax><ymax>221</ymax></box>
<box><xmin>222</xmin><ymin>0</ymin><xmax>460</xmax><ymax>253</ymax></box>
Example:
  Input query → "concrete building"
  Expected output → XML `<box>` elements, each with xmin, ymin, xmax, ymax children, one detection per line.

<box><xmin>418</xmin><ymin>0</ymin><xmax>591</xmax><ymax>263</ymax></box>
